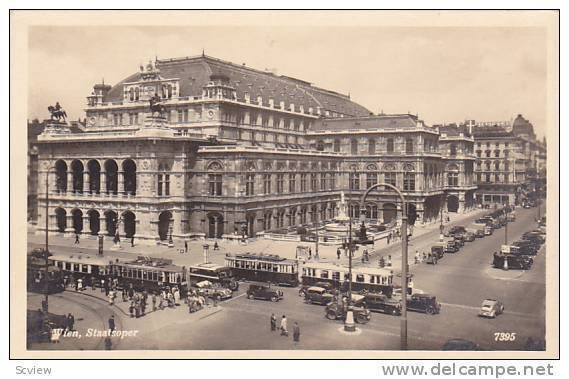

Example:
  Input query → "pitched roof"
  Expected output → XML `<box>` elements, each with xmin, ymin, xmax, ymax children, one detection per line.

<box><xmin>103</xmin><ymin>55</ymin><xmax>371</xmax><ymax>117</ymax></box>
<box><xmin>310</xmin><ymin>114</ymin><xmax>423</xmax><ymax>132</ymax></box>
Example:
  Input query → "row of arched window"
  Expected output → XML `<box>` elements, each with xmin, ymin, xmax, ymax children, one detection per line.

<box><xmin>53</xmin><ymin>159</ymin><xmax>137</xmax><ymax>195</ymax></box>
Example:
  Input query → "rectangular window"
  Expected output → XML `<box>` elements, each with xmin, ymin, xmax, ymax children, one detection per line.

<box><xmin>157</xmin><ymin>174</ymin><xmax>163</xmax><ymax>196</ymax></box>
<box><xmin>177</xmin><ymin>110</ymin><xmax>183</xmax><ymax>123</ymax></box>
<box><xmin>384</xmin><ymin>172</ymin><xmax>396</xmax><ymax>187</ymax></box>
<box><xmin>320</xmin><ymin>270</ymin><xmax>329</xmax><ymax>279</ymax></box>
<box><xmin>276</xmin><ymin>174</ymin><xmax>284</xmax><ymax>194</ymax></box>
<box><xmin>288</xmin><ymin>174</ymin><xmax>296</xmax><ymax>193</ymax></box>
<box><xmin>311</xmin><ymin>174</ymin><xmax>317</xmax><ymax>191</ymax></box>
<box><xmin>448</xmin><ymin>173</ymin><xmax>458</xmax><ymax>187</ymax></box>
<box><xmin>263</xmin><ymin>174</ymin><xmax>272</xmax><ymax>194</ymax></box>
<box><xmin>366</xmin><ymin>173</ymin><xmax>377</xmax><ymax>189</ymax></box>
<box><xmin>300</xmin><ymin>174</ymin><xmax>307</xmax><ymax>192</ymax></box>
<box><xmin>164</xmin><ymin>174</ymin><xmax>170</xmax><ymax>196</ymax></box>
<box><xmin>208</xmin><ymin>174</ymin><xmax>222</xmax><ymax>196</ymax></box>
<box><xmin>330</xmin><ymin>174</ymin><xmax>336</xmax><ymax>190</ymax></box>
<box><xmin>403</xmin><ymin>173</ymin><xmax>415</xmax><ymax>191</ymax></box>
<box><xmin>246</xmin><ymin>174</ymin><xmax>255</xmax><ymax>196</ymax></box>
<box><xmin>320</xmin><ymin>173</ymin><xmax>326</xmax><ymax>190</ymax></box>
<box><xmin>349</xmin><ymin>172</ymin><xmax>360</xmax><ymax>190</ymax></box>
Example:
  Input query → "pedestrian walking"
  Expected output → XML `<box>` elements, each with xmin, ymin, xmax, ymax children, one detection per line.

<box><xmin>213</xmin><ymin>241</ymin><xmax>220</xmax><ymax>250</ymax></box>
<box><xmin>293</xmin><ymin>322</ymin><xmax>300</xmax><ymax>343</ymax></box>
<box><xmin>104</xmin><ymin>336</ymin><xmax>112</xmax><ymax>350</ymax></box>
<box><xmin>152</xmin><ymin>293</ymin><xmax>157</xmax><ymax>311</ymax></box>
<box><xmin>387</xmin><ymin>255</ymin><xmax>392</xmax><ymax>267</ymax></box>
<box><xmin>270</xmin><ymin>313</ymin><xmax>277</xmax><ymax>331</ymax></box>
<box><xmin>108</xmin><ymin>290</ymin><xmax>115</xmax><ymax>305</ymax></box>
<box><xmin>131</xmin><ymin>236</ymin><xmax>135</xmax><ymax>247</ymax></box>
<box><xmin>336</xmin><ymin>248</ymin><xmax>341</xmax><ymax>260</ymax></box>
<box><xmin>387</xmin><ymin>234</ymin><xmax>391</xmax><ymax>245</ymax></box>
<box><xmin>129</xmin><ymin>301</ymin><xmax>134</xmax><ymax>317</ymax></box>
<box><xmin>184</xmin><ymin>240</ymin><xmax>188</xmax><ymax>254</ymax></box>
<box><xmin>74</xmin><ymin>233</ymin><xmax>80</xmax><ymax>244</ymax></box>
<box><xmin>174</xmin><ymin>288</ymin><xmax>180</xmax><ymax>306</ymax></box>
<box><xmin>108</xmin><ymin>315</ymin><xmax>115</xmax><ymax>332</ymax></box>
<box><xmin>67</xmin><ymin>313</ymin><xmax>75</xmax><ymax>331</ymax></box>
<box><xmin>280</xmin><ymin>315</ymin><xmax>288</xmax><ymax>336</ymax></box>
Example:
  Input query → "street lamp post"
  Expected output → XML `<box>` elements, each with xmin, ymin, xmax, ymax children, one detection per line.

<box><xmin>360</xmin><ymin>182</ymin><xmax>408</xmax><ymax>350</ymax></box>
<box><xmin>43</xmin><ymin>164</ymin><xmax>51</xmax><ymax>312</ymax></box>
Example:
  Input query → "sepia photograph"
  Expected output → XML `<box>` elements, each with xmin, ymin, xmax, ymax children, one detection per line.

<box><xmin>9</xmin><ymin>9</ymin><xmax>559</xmax><ymax>359</ymax></box>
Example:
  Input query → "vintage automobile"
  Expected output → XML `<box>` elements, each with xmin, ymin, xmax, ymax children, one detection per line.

<box><xmin>362</xmin><ymin>292</ymin><xmax>402</xmax><ymax>316</ymax></box>
<box><xmin>510</xmin><ymin>242</ymin><xmax>538</xmax><ymax>256</ymax></box>
<box><xmin>299</xmin><ymin>281</ymin><xmax>335</xmax><ymax>297</ymax></box>
<box><xmin>453</xmin><ymin>234</ymin><xmax>465</xmax><ymax>247</ymax></box>
<box><xmin>194</xmin><ymin>280</ymin><xmax>233</xmax><ymax>300</ymax></box>
<box><xmin>442</xmin><ymin>339</ymin><xmax>482</xmax><ymax>351</ymax></box>
<box><xmin>492</xmin><ymin>253</ymin><xmax>533</xmax><ymax>270</ymax></box>
<box><xmin>406</xmin><ymin>294</ymin><xmax>441</xmax><ymax>315</ymax></box>
<box><xmin>304</xmin><ymin>286</ymin><xmax>335</xmax><ymax>305</ymax></box>
<box><xmin>463</xmin><ymin>231</ymin><xmax>476</xmax><ymax>242</ymax></box>
<box><xmin>246</xmin><ymin>283</ymin><xmax>283</xmax><ymax>302</ymax></box>
<box><xmin>478</xmin><ymin>299</ymin><xmax>504</xmax><ymax>318</ymax></box>
<box><xmin>325</xmin><ymin>300</ymin><xmax>371</xmax><ymax>324</ymax></box>
<box><xmin>522</xmin><ymin>232</ymin><xmax>545</xmax><ymax>244</ymax></box>
<box><xmin>444</xmin><ymin>241</ymin><xmax>460</xmax><ymax>254</ymax></box>
<box><xmin>431</xmin><ymin>245</ymin><xmax>445</xmax><ymax>259</ymax></box>
<box><xmin>446</xmin><ymin>226</ymin><xmax>466</xmax><ymax>237</ymax></box>
<box><xmin>425</xmin><ymin>253</ymin><xmax>439</xmax><ymax>265</ymax></box>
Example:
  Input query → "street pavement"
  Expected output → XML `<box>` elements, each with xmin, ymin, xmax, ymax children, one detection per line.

<box><xmin>27</xmin><ymin>207</ymin><xmax>546</xmax><ymax>350</ymax></box>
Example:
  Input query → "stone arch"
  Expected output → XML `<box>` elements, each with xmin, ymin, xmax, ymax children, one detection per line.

<box><xmin>122</xmin><ymin>159</ymin><xmax>137</xmax><ymax>195</ymax></box>
<box><xmin>383</xmin><ymin>163</ymin><xmax>397</xmax><ymax>171</ymax></box>
<box><xmin>207</xmin><ymin>212</ymin><xmax>224</xmax><ymax>238</ymax></box>
<box><xmin>366</xmin><ymin>163</ymin><xmax>378</xmax><ymax>171</ymax></box>
<box><xmin>382</xmin><ymin>203</ymin><xmax>397</xmax><ymax>224</ymax></box>
<box><xmin>71</xmin><ymin>208</ymin><xmax>83</xmax><ymax>233</ymax></box>
<box><xmin>122</xmin><ymin>210</ymin><xmax>136</xmax><ymax>238</ymax></box>
<box><xmin>104</xmin><ymin>209</ymin><xmax>118</xmax><ymax>237</ymax></box>
<box><xmin>403</xmin><ymin>163</ymin><xmax>415</xmax><ymax>172</ymax></box>
<box><xmin>55</xmin><ymin>159</ymin><xmax>67</xmax><ymax>193</ymax></box>
<box><xmin>158</xmin><ymin>211</ymin><xmax>173</xmax><ymax>241</ymax></box>
<box><xmin>87</xmin><ymin>160</ymin><xmax>101</xmax><ymax>194</ymax></box>
<box><xmin>447</xmin><ymin>195</ymin><xmax>460</xmax><ymax>213</ymax></box>
<box><xmin>55</xmin><ymin>207</ymin><xmax>66</xmax><ymax>232</ymax></box>
<box><xmin>447</xmin><ymin>163</ymin><xmax>459</xmax><ymax>171</ymax></box>
<box><xmin>207</xmin><ymin>161</ymin><xmax>223</xmax><ymax>171</ymax></box>
<box><xmin>70</xmin><ymin>160</ymin><xmax>84</xmax><ymax>193</ymax></box>
<box><xmin>104</xmin><ymin>159</ymin><xmax>118</xmax><ymax>194</ymax></box>
<box><xmin>87</xmin><ymin>209</ymin><xmax>100</xmax><ymax>235</ymax></box>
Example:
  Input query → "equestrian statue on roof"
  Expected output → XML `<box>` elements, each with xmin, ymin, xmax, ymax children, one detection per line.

<box><xmin>47</xmin><ymin>101</ymin><xmax>67</xmax><ymax>122</ymax></box>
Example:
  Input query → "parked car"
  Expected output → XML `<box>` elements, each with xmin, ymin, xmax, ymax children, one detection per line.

<box><xmin>299</xmin><ymin>281</ymin><xmax>335</xmax><ymax>297</ymax></box>
<box><xmin>453</xmin><ymin>234</ymin><xmax>465</xmax><ymax>247</ymax></box>
<box><xmin>478</xmin><ymin>299</ymin><xmax>504</xmax><ymax>318</ymax></box>
<box><xmin>431</xmin><ymin>245</ymin><xmax>445</xmax><ymax>259</ymax></box>
<box><xmin>444</xmin><ymin>241</ymin><xmax>459</xmax><ymax>254</ymax></box>
<box><xmin>325</xmin><ymin>301</ymin><xmax>371</xmax><ymax>324</ymax></box>
<box><xmin>425</xmin><ymin>253</ymin><xmax>439</xmax><ymax>265</ymax></box>
<box><xmin>442</xmin><ymin>339</ymin><xmax>482</xmax><ymax>351</ymax></box>
<box><xmin>194</xmin><ymin>281</ymin><xmax>233</xmax><ymax>300</ymax></box>
<box><xmin>304</xmin><ymin>286</ymin><xmax>335</xmax><ymax>305</ymax></box>
<box><xmin>407</xmin><ymin>294</ymin><xmax>441</xmax><ymax>315</ymax></box>
<box><xmin>362</xmin><ymin>293</ymin><xmax>402</xmax><ymax>316</ymax></box>
<box><xmin>510</xmin><ymin>242</ymin><xmax>538</xmax><ymax>256</ymax></box>
<box><xmin>492</xmin><ymin>253</ymin><xmax>533</xmax><ymax>270</ymax></box>
<box><xmin>246</xmin><ymin>283</ymin><xmax>283</xmax><ymax>302</ymax></box>
<box><xmin>464</xmin><ymin>231</ymin><xmax>476</xmax><ymax>242</ymax></box>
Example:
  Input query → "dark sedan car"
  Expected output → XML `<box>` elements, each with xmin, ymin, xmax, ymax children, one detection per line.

<box><xmin>407</xmin><ymin>294</ymin><xmax>441</xmax><ymax>315</ymax></box>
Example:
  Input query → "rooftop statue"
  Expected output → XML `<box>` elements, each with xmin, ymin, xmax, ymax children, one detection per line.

<box><xmin>149</xmin><ymin>93</ymin><xmax>166</xmax><ymax>116</ymax></box>
<box><xmin>47</xmin><ymin>102</ymin><xmax>67</xmax><ymax>122</ymax></box>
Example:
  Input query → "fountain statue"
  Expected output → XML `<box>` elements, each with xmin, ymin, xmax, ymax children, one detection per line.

<box><xmin>325</xmin><ymin>191</ymin><xmax>353</xmax><ymax>234</ymax></box>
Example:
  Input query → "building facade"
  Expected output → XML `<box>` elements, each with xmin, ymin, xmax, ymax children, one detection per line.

<box><xmin>33</xmin><ymin>54</ymin><xmax>543</xmax><ymax>245</ymax></box>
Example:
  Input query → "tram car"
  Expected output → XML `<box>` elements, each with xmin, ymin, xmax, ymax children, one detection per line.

<box><xmin>27</xmin><ymin>249</ymin><xmax>64</xmax><ymax>294</ymax></box>
<box><xmin>224</xmin><ymin>253</ymin><xmax>300</xmax><ymax>287</ymax></box>
<box><xmin>49</xmin><ymin>252</ymin><xmax>112</xmax><ymax>288</ymax></box>
<box><xmin>188</xmin><ymin>263</ymin><xmax>239</xmax><ymax>291</ymax></box>
<box><xmin>301</xmin><ymin>262</ymin><xmax>395</xmax><ymax>296</ymax></box>
<box><xmin>110</xmin><ymin>256</ymin><xmax>188</xmax><ymax>293</ymax></box>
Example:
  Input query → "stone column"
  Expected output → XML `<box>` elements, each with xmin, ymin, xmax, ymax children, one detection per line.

<box><xmin>83</xmin><ymin>215</ymin><xmax>91</xmax><ymax>236</ymax></box>
<box><xmin>83</xmin><ymin>171</ymin><xmax>90</xmax><ymax>194</ymax></box>
<box><xmin>98</xmin><ymin>216</ymin><xmax>107</xmax><ymax>236</ymax></box>
<box><xmin>100</xmin><ymin>171</ymin><xmax>106</xmax><ymax>194</ymax></box>
<box><xmin>65</xmin><ymin>214</ymin><xmax>75</xmax><ymax>235</ymax></box>
<box><xmin>67</xmin><ymin>170</ymin><xmax>74</xmax><ymax>193</ymax></box>
<box><xmin>118</xmin><ymin>170</ymin><xmax>125</xmax><ymax>195</ymax></box>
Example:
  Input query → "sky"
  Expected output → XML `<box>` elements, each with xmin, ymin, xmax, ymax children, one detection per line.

<box><xmin>28</xmin><ymin>23</ymin><xmax>549</xmax><ymax>138</ymax></box>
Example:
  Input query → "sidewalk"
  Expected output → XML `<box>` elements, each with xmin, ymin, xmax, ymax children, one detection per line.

<box><xmin>27</xmin><ymin>208</ymin><xmax>486</xmax><ymax>271</ymax></box>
